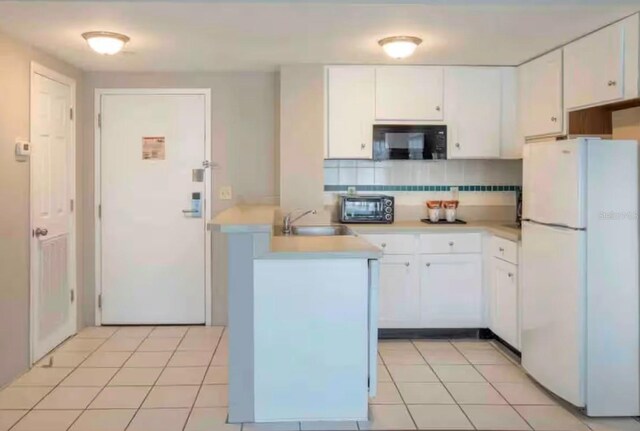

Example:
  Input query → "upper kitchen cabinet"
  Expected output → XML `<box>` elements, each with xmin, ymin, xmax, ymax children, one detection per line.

<box><xmin>445</xmin><ymin>67</ymin><xmax>502</xmax><ymax>158</ymax></box>
<box><xmin>564</xmin><ymin>14</ymin><xmax>639</xmax><ymax>110</ymax></box>
<box><xmin>375</xmin><ymin>66</ymin><xmax>444</xmax><ymax>121</ymax></box>
<box><xmin>325</xmin><ymin>66</ymin><xmax>375</xmax><ymax>159</ymax></box>
<box><xmin>518</xmin><ymin>49</ymin><xmax>564</xmax><ymax>138</ymax></box>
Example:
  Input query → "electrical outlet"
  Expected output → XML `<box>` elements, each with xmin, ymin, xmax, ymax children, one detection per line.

<box><xmin>218</xmin><ymin>186</ymin><xmax>233</xmax><ymax>200</ymax></box>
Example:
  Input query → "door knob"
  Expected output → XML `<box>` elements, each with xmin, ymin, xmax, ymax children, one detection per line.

<box><xmin>35</xmin><ymin>227</ymin><xmax>48</xmax><ymax>237</ymax></box>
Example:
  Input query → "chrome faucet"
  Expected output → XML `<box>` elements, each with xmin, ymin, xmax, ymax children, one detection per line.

<box><xmin>282</xmin><ymin>209</ymin><xmax>317</xmax><ymax>235</ymax></box>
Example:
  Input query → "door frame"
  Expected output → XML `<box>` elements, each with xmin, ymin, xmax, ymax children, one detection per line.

<box><xmin>94</xmin><ymin>88</ymin><xmax>212</xmax><ymax>326</ymax></box>
<box><xmin>29</xmin><ymin>62</ymin><xmax>77</xmax><ymax>364</ymax></box>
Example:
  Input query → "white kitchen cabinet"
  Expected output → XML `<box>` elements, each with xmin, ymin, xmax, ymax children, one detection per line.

<box><xmin>375</xmin><ymin>66</ymin><xmax>444</xmax><ymax>121</ymax></box>
<box><xmin>518</xmin><ymin>49</ymin><xmax>564</xmax><ymax>138</ymax></box>
<box><xmin>564</xmin><ymin>17</ymin><xmax>633</xmax><ymax>110</ymax></box>
<box><xmin>325</xmin><ymin>66</ymin><xmax>375</xmax><ymax>159</ymax></box>
<box><xmin>490</xmin><ymin>258</ymin><xmax>519</xmax><ymax>348</ymax></box>
<box><xmin>500</xmin><ymin>67</ymin><xmax>522</xmax><ymax>159</ymax></box>
<box><xmin>378</xmin><ymin>254</ymin><xmax>420</xmax><ymax>328</ymax></box>
<box><xmin>445</xmin><ymin>67</ymin><xmax>502</xmax><ymax>158</ymax></box>
<box><xmin>419</xmin><ymin>254</ymin><xmax>483</xmax><ymax>328</ymax></box>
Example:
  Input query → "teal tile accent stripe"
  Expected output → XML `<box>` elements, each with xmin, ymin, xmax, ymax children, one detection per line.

<box><xmin>324</xmin><ymin>185</ymin><xmax>522</xmax><ymax>192</ymax></box>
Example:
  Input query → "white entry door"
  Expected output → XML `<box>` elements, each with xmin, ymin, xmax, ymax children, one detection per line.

<box><xmin>99</xmin><ymin>91</ymin><xmax>209</xmax><ymax>324</ymax></box>
<box><xmin>30</xmin><ymin>65</ymin><xmax>76</xmax><ymax>362</ymax></box>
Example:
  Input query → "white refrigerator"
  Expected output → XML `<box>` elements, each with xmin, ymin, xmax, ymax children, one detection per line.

<box><xmin>522</xmin><ymin>138</ymin><xmax>640</xmax><ymax>416</ymax></box>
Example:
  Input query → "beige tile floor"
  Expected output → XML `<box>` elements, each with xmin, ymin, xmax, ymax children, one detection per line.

<box><xmin>1</xmin><ymin>328</ymin><xmax>639</xmax><ymax>431</ymax></box>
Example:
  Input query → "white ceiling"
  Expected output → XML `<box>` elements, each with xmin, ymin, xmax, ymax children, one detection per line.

<box><xmin>0</xmin><ymin>1</ymin><xmax>638</xmax><ymax>72</ymax></box>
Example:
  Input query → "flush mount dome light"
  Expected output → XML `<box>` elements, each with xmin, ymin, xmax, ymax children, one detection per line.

<box><xmin>82</xmin><ymin>31</ymin><xmax>130</xmax><ymax>55</ymax></box>
<box><xmin>378</xmin><ymin>36</ymin><xmax>422</xmax><ymax>59</ymax></box>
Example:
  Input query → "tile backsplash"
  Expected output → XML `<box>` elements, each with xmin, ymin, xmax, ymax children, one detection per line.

<box><xmin>323</xmin><ymin>159</ymin><xmax>522</xmax><ymax>188</ymax></box>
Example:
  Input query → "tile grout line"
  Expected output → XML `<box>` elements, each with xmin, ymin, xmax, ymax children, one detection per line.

<box><xmin>411</xmin><ymin>339</ymin><xmax>478</xmax><ymax>431</ymax></box>
<box><xmin>121</xmin><ymin>326</ymin><xmax>192</xmax><ymax>431</ymax></box>
<box><xmin>378</xmin><ymin>348</ymin><xmax>419</xmax><ymax>431</ymax></box>
<box><xmin>8</xmin><ymin>328</ymin><xmax>113</xmax><ymax>431</ymax></box>
<box><xmin>182</xmin><ymin>326</ymin><xmax>226</xmax><ymax>431</ymax></box>
<box><xmin>64</xmin><ymin>326</ymin><xmax>155</xmax><ymax>431</ymax></box>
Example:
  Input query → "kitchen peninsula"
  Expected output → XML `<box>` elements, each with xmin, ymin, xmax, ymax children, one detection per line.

<box><xmin>209</xmin><ymin>206</ymin><xmax>382</xmax><ymax>424</ymax></box>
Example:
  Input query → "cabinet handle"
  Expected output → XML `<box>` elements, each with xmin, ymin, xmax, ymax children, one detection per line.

<box><xmin>425</xmin><ymin>262</ymin><xmax>431</xmax><ymax>267</ymax></box>
<box><xmin>405</xmin><ymin>262</ymin><xmax>410</xmax><ymax>267</ymax></box>
<box><xmin>435</xmin><ymin>106</ymin><xmax>441</xmax><ymax>112</ymax></box>
<box><xmin>498</xmin><ymin>247</ymin><xmax>504</xmax><ymax>253</ymax></box>
<box><xmin>381</xmin><ymin>243</ymin><xmax>387</xmax><ymax>248</ymax></box>
<box><xmin>508</xmin><ymin>273</ymin><xmax>514</xmax><ymax>278</ymax></box>
<box><xmin>551</xmin><ymin>117</ymin><xmax>557</xmax><ymax>122</ymax></box>
<box><xmin>361</xmin><ymin>143</ymin><xmax>366</xmax><ymax>150</ymax></box>
<box><xmin>455</xmin><ymin>143</ymin><xmax>461</xmax><ymax>149</ymax></box>
<box><xmin>608</xmin><ymin>80</ymin><xmax>617</xmax><ymax>87</ymax></box>
<box><xmin>448</xmin><ymin>241</ymin><xmax>454</xmax><ymax>246</ymax></box>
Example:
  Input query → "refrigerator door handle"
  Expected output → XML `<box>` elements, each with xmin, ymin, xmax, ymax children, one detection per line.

<box><xmin>523</xmin><ymin>219</ymin><xmax>586</xmax><ymax>231</ymax></box>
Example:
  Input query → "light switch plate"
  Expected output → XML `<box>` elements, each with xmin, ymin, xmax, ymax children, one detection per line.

<box><xmin>219</xmin><ymin>186</ymin><xmax>232</xmax><ymax>200</ymax></box>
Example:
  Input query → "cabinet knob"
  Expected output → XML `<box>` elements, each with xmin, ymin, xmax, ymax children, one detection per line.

<box><xmin>508</xmin><ymin>273</ymin><xmax>514</xmax><ymax>278</ymax></box>
<box><xmin>435</xmin><ymin>106</ymin><xmax>441</xmax><ymax>112</ymax></box>
<box><xmin>608</xmin><ymin>80</ymin><xmax>617</xmax><ymax>87</ymax></box>
<box><xmin>551</xmin><ymin>117</ymin><xmax>557</xmax><ymax>122</ymax></box>
<box><xmin>381</xmin><ymin>243</ymin><xmax>387</xmax><ymax>248</ymax></box>
<box><xmin>425</xmin><ymin>262</ymin><xmax>431</xmax><ymax>267</ymax></box>
<box><xmin>448</xmin><ymin>241</ymin><xmax>454</xmax><ymax>246</ymax></box>
<box><xmin>405</xmin><ymin>262</ymin><xmax>410</xmax><ymax>267</ymax></box>
<box><xmin>361</xmin><ymin>143</ymin><xmax>366</xmax><ymax>150</ymax></box>
<box><xmin>498</xmin><ymin>247</ymin><xmax>504</xmax><ymax>253</ymax></box>
<box><xmin>455</xmin><ymin>143</ymin><xmax>461</xmax><ymax>149</ymax></box>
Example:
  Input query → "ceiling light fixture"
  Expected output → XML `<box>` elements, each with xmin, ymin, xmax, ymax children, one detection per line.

<box><xmin>378</xmin><ymin>36</ymin><xmax>422</xmax><ymax>59</ymax></box>
<box><xmin>82</xmin><ymin>31</ymin><xmax>130</xmax><ymax>55</ymax></box>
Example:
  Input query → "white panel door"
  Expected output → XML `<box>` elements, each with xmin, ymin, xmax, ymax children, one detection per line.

<box><xmin>419</xmin><ymin>254</ymin><xmax>483</xmax><ymax>328</ymax></box>
<box><xmin>375</xmin><ymin>66</ymin><xmax>444</xmax><ymax>121</ymax></box>
<box><xmin>523</xmin><ymin>139</ymin><xmax>586</xmax><ymax>228</ymax></box>
<box><xmin>100</xmin><ymin>93</ymin><xmax>207</xmax><ymax>324</ymax></box>
<box><xmin>378</xmin><ymin>255</ymin><xmax>419</xmax><ymax>328</ymax></box>
<box><xmin>326</xmin><ymin>66</ymin><xmax>375</xmax><ymax>159</ymax></box>
<box><xmin>31</xmin><ymin>71</ymin><xmax>75</xmax><ymax>362</ymax></box>
<box><xmin>519</xmin><ymin>49</ymin><xmax>564</xmax><ymax>137</ymax></box>
<box><xmin>564</xmin><ymin>21</ymin><xmax>625</xmax><ymax>110</ymax></box>
<box><xmin>445</xmin><ymin>67</ymin><xmax>501</xmax><ymax>158</ymax></box>
<box><xmin>521</xmin><ymin>221</ymin><xmax>586</xmax><ymax>407</ymax></box>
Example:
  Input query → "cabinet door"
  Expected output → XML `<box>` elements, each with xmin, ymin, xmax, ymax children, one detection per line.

<box><xmin>445</xmin><ymin>67</ymin><xmax>501</xmax><ymax>158</ymax></box>
<box><xmin>419</xmin><ymin>254</ymin><xmax>483</xmax><ymax>328</ymax></box>
<box><xmin>378</xmin><ymin>255</ymin><xmax>420</xmax><ymax>328</ymax></box>
<box><xmin>375</xmin><ymin>66</ymin><xmax>444</xmax><ymax>121</ymax></box>
<box><xmin>490</xmin><ymin>258</ymin><xmax>519</xmax><ymax>348</ymax></box>
<box><xmin>564</xmin><ymin>21</ymin><xmax>625</xmax><ymax>110</ymax></box>
<box><xmin>326</xmin><ymin>66</ymin><xmax>375</xmax><ymax>159</ymax></box>
<box><xmin>519</xmin><ymin>49</ymin><xmax>563</xmax><ymax>137</ymax></box>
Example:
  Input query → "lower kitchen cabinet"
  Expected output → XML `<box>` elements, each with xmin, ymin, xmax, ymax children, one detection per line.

<box><xmin>378</xmin><ymin>254</ymin><xmax>420</xmax><ymax>328</ymax></box>
<box><xmin>490</xmin><ymin>258</ymin><xmax>519</xmax><ymax>347</ymax></box>
<box><xmin>419</xmin><ymin>254</ymin><xmax>483</xmax><ymax>328</ymax></box>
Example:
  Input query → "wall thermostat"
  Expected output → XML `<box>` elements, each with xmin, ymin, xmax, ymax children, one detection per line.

<box><xmin>15</xmin><ymin>140</ymin><xmax>31</xmax><ymax>159</ymax></box>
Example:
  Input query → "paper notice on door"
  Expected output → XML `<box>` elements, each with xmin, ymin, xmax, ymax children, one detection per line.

<box><xmin>142</xmin><ymin>137</ymin><xmax>165</xmax><ymax>160</ymax></box>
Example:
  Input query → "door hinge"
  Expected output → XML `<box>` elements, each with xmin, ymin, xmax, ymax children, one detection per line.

<box><xmin>97</xmin><ymin>113</ymin><xmax>102</xmax><ymax>128</ymax></box>
<box><xmin>98</xmin><ymin>294</ymin><xmax>102</xmax><ymax>309</ymax></box>
<box><xmin>70</xmin><ymin>199</ymin><xmax>74</xmax><ymax>212</ymax></box>
<box><xmin>70</xmin><ymin>107</ymin><xmax>74</xmax><ymax>121</ymax></box>
<box><xmin>70</xmin><ymin>289</ymin><xmax>75</xmax><ymax>303</ymax></box>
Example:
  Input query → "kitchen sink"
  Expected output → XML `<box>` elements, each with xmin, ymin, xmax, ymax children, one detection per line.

<box><xmin>280</xmin><ymin>225</ymin><xmax>354</xmax><ymax>236</ymax></box>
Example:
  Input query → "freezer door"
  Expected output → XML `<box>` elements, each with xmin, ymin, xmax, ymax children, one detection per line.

<box><xmin>523</xmin><ymin>139</ymin><xmax>586</xmax><ymax>228</ymax></box>
<box><xmin>521</xmin><ymin>221</ymin><xmax>586</xmax><ymax>407</ymax></box>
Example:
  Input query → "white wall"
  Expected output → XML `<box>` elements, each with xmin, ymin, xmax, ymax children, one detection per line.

<box><xmin>82</xmin><ymin>71</ymin><xmax>279</xmax><ymax>325</ymax></box>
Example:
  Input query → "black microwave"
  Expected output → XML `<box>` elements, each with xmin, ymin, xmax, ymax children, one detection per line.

<box><xmin>373</xmin><ymin>125</ymin><xmax>447</xmax><ymax>160</ymax></box>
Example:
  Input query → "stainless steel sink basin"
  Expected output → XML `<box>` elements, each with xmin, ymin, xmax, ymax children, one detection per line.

<box><xmin>281</xmin><ymin>225</ymin><xmax>354</xmax><ymax>236</ymax></box>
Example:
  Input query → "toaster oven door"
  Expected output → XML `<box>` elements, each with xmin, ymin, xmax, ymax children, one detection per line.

<box><xmin>341</xmin><ymin>198</ymin><xmax>385</xmax><ymax>223</ymax></box>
